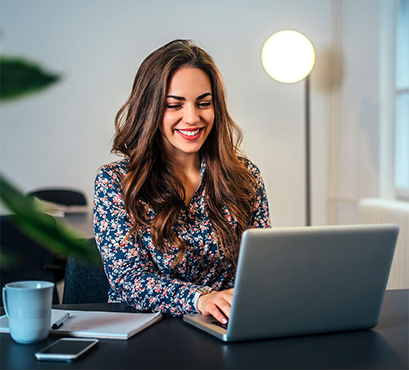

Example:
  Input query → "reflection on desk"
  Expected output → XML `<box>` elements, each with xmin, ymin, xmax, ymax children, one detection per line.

<box><xmin>0</xmin><ymin>290</ymin><xmax>408</xmax><ymax>369</ymax></box>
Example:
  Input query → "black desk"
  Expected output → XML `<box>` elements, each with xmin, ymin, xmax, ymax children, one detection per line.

<box><xmin>1</xmin><ymin>289</ymin><xmax>408</xmax><ymax>369</ymax></box>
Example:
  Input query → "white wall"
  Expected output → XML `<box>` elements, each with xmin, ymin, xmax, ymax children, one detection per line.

<box><xmin>328</xmin><ymin>0</ymin><xmax>383</xmax><ymax>225</ymax></box>
<box><xmin>0</xmin><ymin>0</ymin><xmax>384</xmax><ymax>228</ymax></box>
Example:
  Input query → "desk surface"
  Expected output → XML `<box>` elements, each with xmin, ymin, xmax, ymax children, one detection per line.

<box><xmin>62</xmin><ymin>211</ymin><xmax>94</xmax><ymax>239</ymax></box>
<box><xmin>1</xmin><ymin>289</ymin><xmax>408</xmax><ymax>369</ymax></box>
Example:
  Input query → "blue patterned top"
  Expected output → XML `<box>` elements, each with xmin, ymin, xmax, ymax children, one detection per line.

<box><xmin>93</xmin><ymin>158</ymin><xmax>270</xmax><ymax>316</ymax></box>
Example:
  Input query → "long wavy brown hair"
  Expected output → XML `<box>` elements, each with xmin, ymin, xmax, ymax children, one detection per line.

<box><xmin>112</xmin><ymin>39</ymin><xmax>256</xmax><ymax>267</ymax></box>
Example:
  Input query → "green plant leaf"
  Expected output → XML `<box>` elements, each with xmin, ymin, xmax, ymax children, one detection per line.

<box><xmin>0</xmin><ymin>251</ymin><xmax>17</xmax><ymax>269</ymax></box>
<box><xmin>0</xmin><ymin>175</ymin><xmax>100</xmax><ymax>263</ymax></box>
<box><xmin>0</xmin><ymin>56</ymin><xmax>60</xmax><ymax>101</ymax></box>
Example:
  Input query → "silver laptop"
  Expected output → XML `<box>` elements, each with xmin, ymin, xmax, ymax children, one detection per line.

<box><xmin>183</xmin><ymin>224</ymin><xmax>399</xmax><ymax>342</ymax></box>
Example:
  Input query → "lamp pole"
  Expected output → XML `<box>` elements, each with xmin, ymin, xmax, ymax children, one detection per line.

<box><xmin>305</xmin><ymin>74</ymin><xmax>311</xmax><ymax>226</ymax></box>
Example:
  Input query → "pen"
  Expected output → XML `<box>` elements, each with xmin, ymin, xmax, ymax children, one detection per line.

<box><xmin>52</xmin><ymin>313</ymin><xmax>71</xmax><ymax>329</ymax></box>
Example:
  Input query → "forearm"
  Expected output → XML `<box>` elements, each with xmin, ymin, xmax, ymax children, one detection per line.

<box><xmin>108</xmin><ymin>262</ymin><xmax>200</xmax><ymax>315</ymax></box>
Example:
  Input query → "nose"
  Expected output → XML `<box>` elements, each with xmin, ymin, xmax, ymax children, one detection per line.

<box><xmin>183</xmin><ymin>104</ymin><xmax>200</xmax><ymax>125</ymax></box>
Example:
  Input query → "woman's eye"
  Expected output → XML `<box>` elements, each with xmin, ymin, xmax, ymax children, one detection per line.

<box><xmin>166</xmin><ymin>104</ymin><xmax>181</xmax><ymax>109</ymax></box>
<box><xmin>198</xmin><ymin>102</ymin><xmax>211</xmax><ymax>108</ymax></box>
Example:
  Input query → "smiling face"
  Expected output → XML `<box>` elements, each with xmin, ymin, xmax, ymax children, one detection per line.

<box><xmin>160</xmin><ymin>67</ymin><xmax>215</xmax><ymax>161</ymax></box>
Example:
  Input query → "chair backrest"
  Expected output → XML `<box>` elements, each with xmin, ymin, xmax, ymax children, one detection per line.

<box><xmin>62</xmin><ymin>239</ymin><xmax>110</xmax><ymax>304</ymax></box>
<box><xmin>0</xmin><ymin>215</ymin><xmax>61</xmax><ymax>305</ymax></box>
<box><xmin>28</xmin><ymin>189</ymin><xmax>87</xmax><ymax>206</ymax></box>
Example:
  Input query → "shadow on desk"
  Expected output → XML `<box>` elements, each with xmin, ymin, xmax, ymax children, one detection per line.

<box><xmin>222</xmin><ymin>328</ymin><xmax>407</xmax><ymax>369</ymax></box>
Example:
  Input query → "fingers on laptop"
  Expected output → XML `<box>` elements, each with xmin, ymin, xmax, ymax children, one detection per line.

<box><xmin>197</xmin><ymin>289</ymin><xmax>234</xmax><ymax>324</ymax></box>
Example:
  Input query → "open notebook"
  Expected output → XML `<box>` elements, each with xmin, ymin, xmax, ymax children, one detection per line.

<box><xmin>0</xmin><ymin>309</ymin><xmax>161</xmax><ymax>340</ymax></box>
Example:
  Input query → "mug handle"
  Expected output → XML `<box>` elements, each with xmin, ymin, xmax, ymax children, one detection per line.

<box><xmin>2</xmin><ymin>287</ymin><xmax>9</xmax><ymax>317</ymax></box>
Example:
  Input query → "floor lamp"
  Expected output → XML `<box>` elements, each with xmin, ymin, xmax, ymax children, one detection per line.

<box><xmin>261</xmin><ymin>30</ymin><xmax>315</xmax><ymax>226</ymax></box>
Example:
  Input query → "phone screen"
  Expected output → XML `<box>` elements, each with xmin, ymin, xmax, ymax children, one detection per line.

<box><xmin>40</xmin><ymin>339</ymin><xmax>95</xmax><ymax>354</ymax></box>
<box><xmin>35</xmin><ymin>338</ymin><xmax>99</xmax><ymax>361</ymax></box>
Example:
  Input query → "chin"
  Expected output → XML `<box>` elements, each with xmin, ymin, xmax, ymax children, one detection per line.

<box><xmin>180</xmin><ymin>147</ymin><xmax>202</xmax><ymax>155</ymax></box>
<box><xmin>175</xmin><ymin>142</ymin><xmax>205</xmax><ymax>155</ymax></box>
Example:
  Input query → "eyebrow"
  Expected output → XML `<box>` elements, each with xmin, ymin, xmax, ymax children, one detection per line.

<box><xmin>166</xmin><ymin>92</ymin><xmax>212</xmax><ymax>101</ymax></box>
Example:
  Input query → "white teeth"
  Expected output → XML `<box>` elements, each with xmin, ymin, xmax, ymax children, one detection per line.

<box><xmin>178</xmin><ymin>129</ymin><xmax>200</xmax><ymax>136</ymax></box>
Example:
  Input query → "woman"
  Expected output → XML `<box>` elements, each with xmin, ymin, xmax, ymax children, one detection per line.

<box><xmin>94</xmin><ymin>39</ymin><xmax>270</xmax><ymax>324</ymax></box>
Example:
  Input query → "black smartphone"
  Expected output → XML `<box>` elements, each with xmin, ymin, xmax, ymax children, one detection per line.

<box><xmin>35</xmin><ymin>338</ymin><xmax>99</xmax><ymax>362</ymax></box>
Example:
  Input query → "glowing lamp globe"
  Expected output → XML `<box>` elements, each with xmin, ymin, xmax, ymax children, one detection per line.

<box><xmin>262</xmin><ymin>30</ymin><xmax>315</xmax><ymax>83</ymax></box>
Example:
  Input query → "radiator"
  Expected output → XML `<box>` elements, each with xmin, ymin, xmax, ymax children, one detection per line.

<box><xmin>358</xmin><ymin>198</ymin><xmax>409</xmax><ymax>289</ymax></box>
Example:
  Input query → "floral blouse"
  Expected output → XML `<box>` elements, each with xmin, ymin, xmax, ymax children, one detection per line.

<box><xmin>93</xmin><ymin>158</ymin><xmax>270</xmax><ymax>316</ymax></box>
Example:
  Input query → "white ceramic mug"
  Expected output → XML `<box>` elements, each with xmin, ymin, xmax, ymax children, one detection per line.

<box><xmin>2</xmin><ymin>280</ymin><xmax>55</xmax><ymax>344</ymax></box>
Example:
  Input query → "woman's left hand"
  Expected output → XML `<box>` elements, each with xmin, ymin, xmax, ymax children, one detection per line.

<box><xmin>197</xmin><ymin>288</ymin><xmax>234</xmax><ymax>324</ymax></box>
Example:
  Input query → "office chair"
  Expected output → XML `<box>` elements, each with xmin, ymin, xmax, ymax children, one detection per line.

<box><xmin>27</xmin><ymin>188</ymin><xmax>87</xmax><ymax>207</ymax></box>
<box><xmin>0</xmin><ymin>215</ymin><xmax>61</xmax><ymax>305</ymax></box>
<box><xmin>62</xmin><ymin>239</ymin><xmax>110</xmax><ymax>304</ymax></box>
<box><xmin>26</xmin><ymin>188</ymin><xmax>89</xmax><ymax>281</ymax></box>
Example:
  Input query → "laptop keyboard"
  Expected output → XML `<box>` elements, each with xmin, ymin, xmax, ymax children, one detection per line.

<box><xmin>211</xmin><ymin>320</ymin><xmax>228</xmax><ymax>330</ymax></box>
